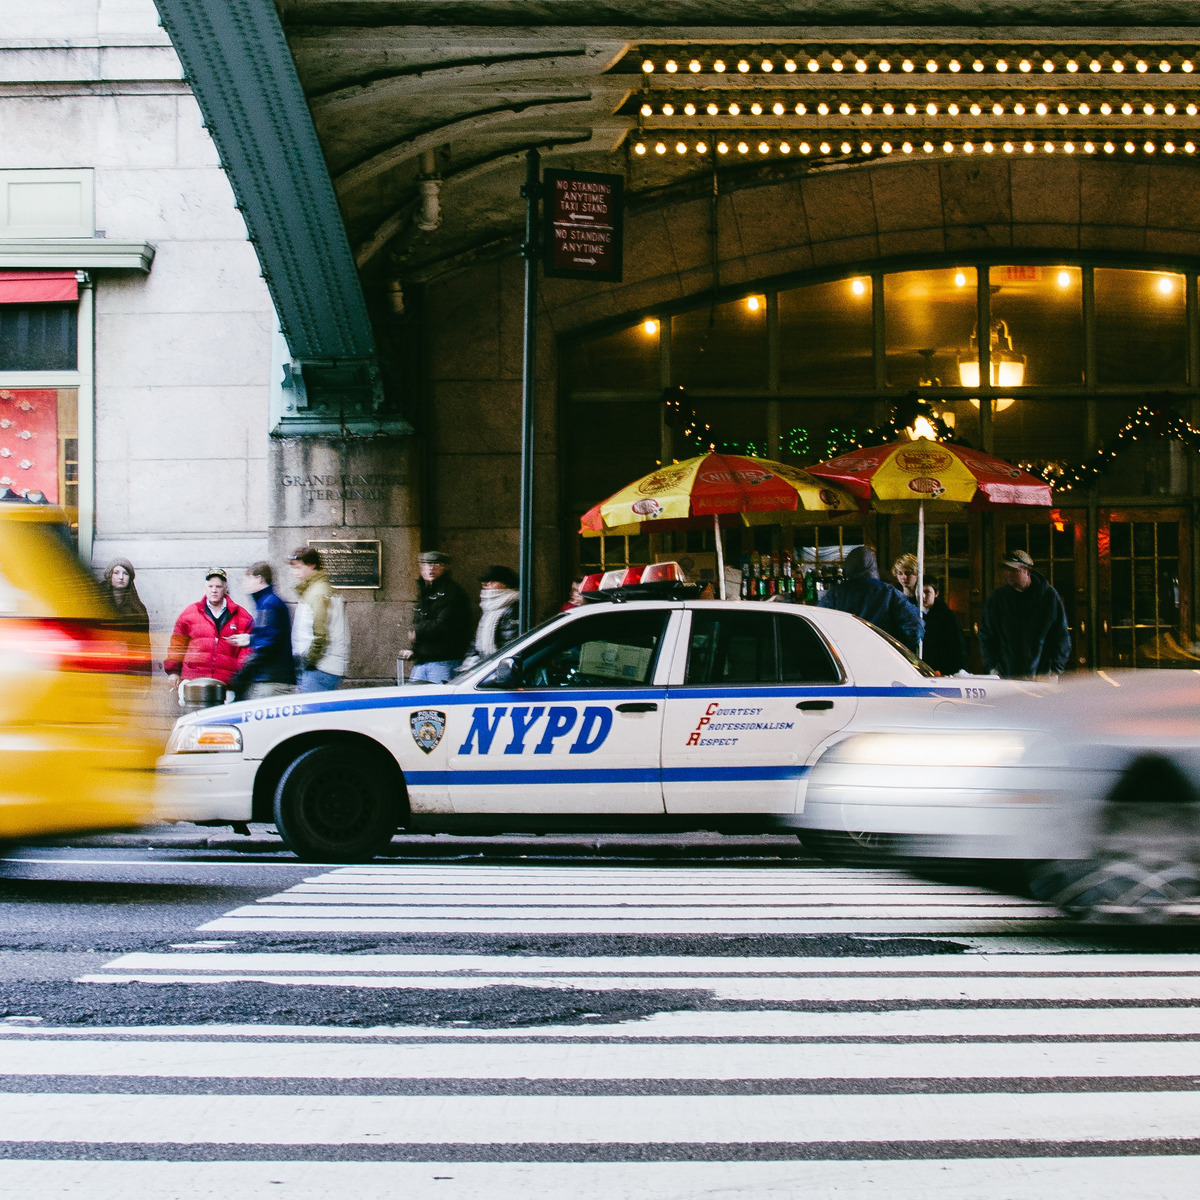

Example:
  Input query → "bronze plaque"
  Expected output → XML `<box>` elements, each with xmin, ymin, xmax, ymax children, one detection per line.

<box><xmin>308</xmin><ymin>539</ymin><xmax>381</xmax><ymax>589</ymax></box>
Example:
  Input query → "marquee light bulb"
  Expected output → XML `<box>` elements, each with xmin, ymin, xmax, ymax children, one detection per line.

<box><xmin>665</xmin><ymin>59</ymin><xmax>677</xmax><ymax>73</ymax></box>
<box><xmin>688</xmin><ymin>59</ymin><xmax>701</xmax><ymax>72</ymax></box>
<box><xmin>640</xmin><ymin>103</ymin><xmax>652</xmax><ymax>116</ymax></box>
<box><xmin>696</xmin><ymin>141</ymin><xmax>707</xmax><ymax>153</ymax></box>
<box><xmin>641</xmin><ymin>59</ymin><xmax>654</xmax><ymax>72</ymax></box>
<box><xmin>713</xmin><ymin>59</ymin><xmax>726</xmax><ymax>72</ymax></box>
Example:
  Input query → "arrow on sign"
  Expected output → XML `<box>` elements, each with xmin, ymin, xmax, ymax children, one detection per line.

<box><xmin>573</xmin><ymin>256</ymin><xmax>598</xmax><ymax>265</ymax></box>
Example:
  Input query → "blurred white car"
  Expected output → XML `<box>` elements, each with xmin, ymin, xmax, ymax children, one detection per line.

<box><xmin>155</xmin><ymin>567</ymin><xmax>1031</xmax><ymax>861</ymax></box>
<box><xmin>801</xmin><ymin>671</ymin><xmax>1200</xmax><ymax>922</ymax></box>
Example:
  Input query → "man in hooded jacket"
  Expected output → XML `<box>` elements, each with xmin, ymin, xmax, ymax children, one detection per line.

<box><xmin>818</xmin><ymin>545</ymin><xmax>923</xmax><ymax>653</ymax></box>
<box><xmin>979</xmin><ymin>549</ymin><xmax>1071</xmax><ymax>678</ymax></box>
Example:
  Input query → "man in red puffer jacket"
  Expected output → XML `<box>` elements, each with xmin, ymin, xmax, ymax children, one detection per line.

<box><xmin>163</xmin><ymin>568</ymin><xmax>254</xmax><ymax>700</ymax></box>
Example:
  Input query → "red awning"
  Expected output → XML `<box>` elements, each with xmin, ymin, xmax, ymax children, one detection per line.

<box><xmin>0</xmin><ymin>270</ymin><xmax>79</xmax><ymax>304</ymax></box>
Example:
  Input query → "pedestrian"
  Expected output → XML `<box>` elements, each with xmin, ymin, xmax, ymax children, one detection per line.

<box><xmin>561</xmin><ymin>575</ymin><xmax>586</xmax><ymax>612</ymax></box>
<box><xmin>288</xmin><ymin>545</ymin><xmax>349</xmax><ymax>692</ymax></box>
<box><xmin>462</xmin><ymin>565</ymin><xmax>520</xmax><ymax>668</ymax></box>
<box><xmin>228</xmin><ymin>562</ymin><xmax>296</xmax><ymax>701</ymax></box>
<box><xmin>920</xmin><ymin>578</ymin><xmax>969</xmax><ymax>676</ymax></box>
<box><xmin>892</xmin><ymin>552</ymin><xmax>919</xmax><ymax>602</ymax></box>
<box><xmin>402</xmin><ymin>550</ymin><xmax>472</xmax><ymax>684</ymax></box>
<box><xmin>978</xmin><ymin>549</ymin><xmax>1071</xmax><ymax>679</ymax></box>
<box><xmin>101</xmin><ymin>557</ymin><xmax>151</xmax><ymax>676</ymax></box>
<box><xmin>163</xmin><ymin>567</ymin><xmax>254</xmax><ymax>701</ymax></box>
<box><xmin>818</xmin><ymin>545</ymin><xmax>923</xmax><ymax>653</ymax></box>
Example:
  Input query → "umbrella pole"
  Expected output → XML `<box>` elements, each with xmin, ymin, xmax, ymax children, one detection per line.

<box><xmin>714</xmin><ymin>513</ymin><xmax>727</xmax><ymax>599</ymax></box>
<box><xmin>917</xmin><ymin>498</ymin><xmax>925</xmax><ymax>659</ymax></box>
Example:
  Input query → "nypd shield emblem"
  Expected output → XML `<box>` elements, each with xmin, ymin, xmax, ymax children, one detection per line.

<box><xmin>410</xmin><ymin>709</ymin><xmax>446</xmax><ymax>755</ymax></box>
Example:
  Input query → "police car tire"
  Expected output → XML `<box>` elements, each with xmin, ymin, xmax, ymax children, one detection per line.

<box><xmin>274</xmin><ymin>744</ymin><xmax>398</xmax><ymax>863</ymax></box>
<box><xmin>798</xmin><ymin>829</ymin><xmax>896</xmax><ymax>866</ymax></box>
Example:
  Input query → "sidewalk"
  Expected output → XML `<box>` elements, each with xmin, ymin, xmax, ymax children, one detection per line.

<box><xmin>46</xmin><ymin>824</ymin><xmax>811</xmax><ymax>859</ymax></box>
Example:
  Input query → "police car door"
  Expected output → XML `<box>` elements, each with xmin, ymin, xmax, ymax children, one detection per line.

<box><xmin>662</xmin><ymin>607</ymin><xmax>856</xmax><ymax>813</ymax></box>
<box><xmin>446</xmin><ymin>606</ymin><xmax>674</xmax><ymax>814</ymax></box>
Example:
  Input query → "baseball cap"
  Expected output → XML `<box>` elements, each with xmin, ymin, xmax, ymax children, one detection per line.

<box><xmin>1000</xmin><ymin>549</ymin><xmax>1034</xmax><ymax>570</ymax></box>
<box><xmin>419</xmin><ymin>550</ymin><xmax>450</xmax><ymax>565</ymax></box>
<box><xmin>205</xmin><ymin>567</ymin><xmax>228</xmax><ymax>581</ymax></box>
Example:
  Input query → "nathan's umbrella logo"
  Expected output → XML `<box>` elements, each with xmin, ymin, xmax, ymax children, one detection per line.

<box><xmin>410</xmin><ymin>710</ymin><xmax>446</xmax><ymax>754</ymax></box>
<box><xmin>907</xmin><ymin>476</ymin><xmax>945</xmax><ymax>497</ymax></box>
<box><xmin>630</xmin><ymin>497</ymin><xmax>664</xmax><ymax>517</ymax></box>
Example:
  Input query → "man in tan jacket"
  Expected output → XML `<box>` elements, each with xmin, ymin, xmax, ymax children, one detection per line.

<box><xmin>288</xmin><ymin>546</ymin><xmax>350</xmax><ymax>691</ymax></box>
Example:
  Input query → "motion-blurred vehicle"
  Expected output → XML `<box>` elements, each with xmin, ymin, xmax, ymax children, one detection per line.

<box><xmin>801</xmin><ymin>671</ymin><xmax>1200</xmax><ymax>923</ymax></box>
<box><xmin>155</xmin><ymin>563</ymin><xmax>1032</xmax><ymax>862</ymax></box>
<box><xmin>0</xmin><ymin>504</ymin><xmax>157</xmax><ymax>844</ymax></box>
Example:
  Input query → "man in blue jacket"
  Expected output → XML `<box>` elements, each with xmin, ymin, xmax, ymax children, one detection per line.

<box><xmin>819</xmin><ymin>545</ymin><xmax>923</xmax><ymax>653</ymax></box>
<box><xmin>229</xmin><ymin>562</ymin><xmax>296</xmax><ymax>701</ymax></box>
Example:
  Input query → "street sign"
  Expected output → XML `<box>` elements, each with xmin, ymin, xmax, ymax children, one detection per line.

<box><xmin>543</xmin><ymin>169</ymin><xmax>623</xmax><ymax>282</ymax></box>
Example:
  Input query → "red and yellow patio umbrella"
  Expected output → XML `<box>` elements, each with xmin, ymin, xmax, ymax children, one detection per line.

<box><xmin>579</xmin><ymin>452</ymin><xmax>858</xmax><ymax>597</ymax></box>
<box><xmin>808</xmin><ymin>437</ymin><xmax>1052</xmax><ymax>650</ymax></box>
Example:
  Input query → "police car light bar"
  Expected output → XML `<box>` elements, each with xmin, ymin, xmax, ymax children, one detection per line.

<box><xmin>581</xmin><ymin>562</ymin><xmax>699</xmax><ymax>602</ymax></box>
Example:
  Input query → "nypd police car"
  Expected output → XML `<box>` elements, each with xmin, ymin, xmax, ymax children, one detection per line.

<box><xmin>155</xmin><ymin>565</ymin><xmax>1032</xmax><ymax>862</ymax></box>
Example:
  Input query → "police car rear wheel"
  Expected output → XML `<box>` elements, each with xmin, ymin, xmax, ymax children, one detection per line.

<box><xmin>273</xmin><ymin>744</ymin><xmax>398</xmax><ymax>862</ymax></box>
<box><xmin>798</xmin><ymin>829</ymin><xmax>896</xmax><ymax>866</ymax></box>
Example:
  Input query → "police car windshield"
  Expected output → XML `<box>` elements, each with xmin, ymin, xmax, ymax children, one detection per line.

<box><xmin>866</xmin><ymin>623</ymin><xmax>940</xmax><ymax>678</ymax></box>
<box><xmin>451</xmin><ymin>610</ymin><xmax>569</xmax><ymax>680</ymax></box>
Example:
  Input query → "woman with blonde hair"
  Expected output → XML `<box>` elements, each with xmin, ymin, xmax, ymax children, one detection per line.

<box><xmin>892</xmin><ymin>552</ymin><xmax>919</xmax><ymax>602</ymax></box>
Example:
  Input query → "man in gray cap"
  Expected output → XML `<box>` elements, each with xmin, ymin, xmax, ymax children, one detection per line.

<box><xmin>403</xmin><ymin>550</ymin><xmax>472</xmax><ymax>683</ymax></box>
<box><xmin>978</xmin><ymin>548</ymin><xmax>1071</xmax><ymax>678</ymax></box>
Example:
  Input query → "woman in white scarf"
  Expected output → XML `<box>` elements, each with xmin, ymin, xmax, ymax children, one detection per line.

<box><xmin>466</xmin><ymin>565</ymin><xmax>520</xmax><ymax>666</ymax></box>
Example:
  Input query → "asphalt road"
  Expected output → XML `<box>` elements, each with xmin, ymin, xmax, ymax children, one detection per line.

<box><xmin>4</xmin><ymin>836</ymin><xmax>1200</xmax><ymax>1197</ymax></box>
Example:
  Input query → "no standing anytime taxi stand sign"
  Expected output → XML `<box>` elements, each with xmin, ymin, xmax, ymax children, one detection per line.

<box><xmin>542</xmin><ymin>169</ymin><xmax>624</xmax><ymax>283</ymax></box>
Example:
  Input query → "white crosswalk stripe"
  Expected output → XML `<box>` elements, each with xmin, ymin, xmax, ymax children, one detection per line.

<box><xmin>3</xmin><ymin>860</ymin><xmax>1200</xmax><ymax>1197</ymax></box>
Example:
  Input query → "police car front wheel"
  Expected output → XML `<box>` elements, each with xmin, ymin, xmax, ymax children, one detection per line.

<box><xmin>273</xmin><ymin>743</ymin><xmax>399</xmax><ymax>862</ymax></box>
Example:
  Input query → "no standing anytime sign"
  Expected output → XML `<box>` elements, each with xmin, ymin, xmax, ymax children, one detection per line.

<box><xmin>543</xmin><ymin>169</ymin><xmax>624</xmax><ymax>282</ymax></box>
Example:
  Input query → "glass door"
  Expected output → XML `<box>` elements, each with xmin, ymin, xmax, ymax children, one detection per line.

<box><xmin>1098</xmin><ymin>508</ymin><xmax>1193</xmax><ymax>668</ymax></box>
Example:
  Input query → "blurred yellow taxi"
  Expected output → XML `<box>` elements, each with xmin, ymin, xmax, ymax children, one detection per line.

<box><xmin>0</xmin><ymin>504</ymin><xmax>157</xmax><ymax>842</ymax></box>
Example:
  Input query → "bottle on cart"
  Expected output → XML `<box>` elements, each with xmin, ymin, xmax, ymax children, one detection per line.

<box><xmin>803</xmin><ymin>569</ymin><xmax>817</xmax><ymax>604</ymax></box>
<box><xmin>740</xmin><ymin>554</ymin><xmax>751</xmax><ymax>600</ymax></box>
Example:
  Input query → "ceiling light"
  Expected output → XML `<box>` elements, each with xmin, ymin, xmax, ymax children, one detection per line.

<box><xmin>676</xmin><ymin>141</ymin><xmax>687</xmax><ymax>153</ymax></box>
<box><xmin>761</xmin><ymin>59</ymin><xmax>774</xmax><ymax>72</ymax></box>
<box><xmin>949</xmin><ymin>59</ymin><xmax>961</xmax><ymax>72</ymax></box>
<box><xmin>1003</xmin><ymin>141</ymin><xmax>1015</xmax><ymax>153</ymax></box>
<box><xmin>696</xmin><ymin>141</ymin><xmax>707</xmax><ymax>153</ymax></box>
<box><xmin>983</xmin><ymin>141</ymin><xmax>994</xmax><ymax>153</ymax></box>
<box><xmin>1024</xmin><ymin>141</ymin><xmax>1035</xmax><ymax>153</ymax></box>
<box><xmin>1057</xmin><ymin>103</ymin><xmax>1069</xmax><ymax>115</ymax></box>
<box><xmin>1043</xmin><ymin>59</ymin><xmax>1055</xmax><ymax>72</ymax></box>
<box><xmin>973</xmin><ymin>59</ymin><xmax>985</xmax><ymax>71</ymax></box>
<box><xmin>655</xmin><ymin>142</ymin><xmax>666</xmax><ymax>154</ymax></box>
<box><xmin>689</xmin><ymin>59</ymin><xmax>701</xmax><ymax>72</ymax></box>
<box><xmin>819</xmin><ymin>141</ymin><xmax>831</xmax><ymax>153</ymax></box>
<box><xmin>839</xmin><ymin>102</ymin><xmax>851</xmax><ymax>114</ymax></box>
<box><xmin>640</xmin><ymin>103</ymin><xmax>652</xmax><ymax>116</ymax></box>
<box><xmin>707</xmin><ymin>103</ymin><xmax>719</xmax><ymax>115</ymax></box>
<box><xmin>773</xmin><ymin>101</ymin><xmax>785</xmax><ymax>115</ymax></box>
<box><xmin>662</xmin><ymin>103</ymin><xmax>674</xmax><ymax>115</ymax></box>
<box><xmin>1036</xmin><ymin>102</ymin><xmax>1048</xmax><ymax>114</ymax></box>
<box><xmin>1066</xmin><ymin>59</ymin><xmax>1079</xmax><ymax>71</ymax></box>
<box><xmin>642</xmin><ymin>59</ymin><xmax>654</xmax><ymax>72</ymax></box>
<box><xmin>747</xmin><ymin>295</ymin><xmax>761</xmax><ymax>310</ymax></box>
<box><xmin>955</xmin><ymin>271</ymin><xmax>967</xmax><ymax>286</ymax></box>
<box><xmin>817</xmin><ymin>102</ymin><xmax>829</xmax><ymax>115</ymax></box>
<box><xmin>1165</xmin><ymin>103</ymin><xmax>1176</xmax><ymax>115</ymax></box>
<box><xmin>1084</xmin><ymin>141</ymin><xmax>1095</xmax><ymax>153</ymax></box>
<box><xmin>728</xmin><ymin>102</ymin><xmax>740</xmax><ymax>115</ymax></box>
<box><xmin>665</xmin><ymin>59</ymin><xmax>678</xmax><ymax>73</ymax></box>
<box><xmin>1090</xmin><ymin>59</ymin><xmax>1102</xmax><ymax>72</ymax></box>
<box><xmin>852</xmin><ymin>278</ymin><xmax>867</xmax><ymax>295</ymax></box>
<box><xmin>943</xmin><ymin>141</ymin><xmax>955</xmax><ymax>153</ymax></box>
<box><xmin>1064</xmin><ymin>141</ymin><xmax>1075</xmax><ymax>153</ymax></box>
<box><xmin>1190</xmin><ymin>104</ymin><xmax>1199</xmax><ymax>116</ymax></box>
<box><xmin>1112</xmin><ymin>59</ymin><xmax>1125</xmax><ymax>72</ymax></box>
<box><xmin>841</xmin><ymin>141</ymin><xmax>853</xmax><ymax>153</ymax></box>
<box><xmin>1057</xmin><ymin>270</ymin><xmax>1071</xmax><ymax>287</ymax></box>
<box><xmin>1124</xmin><ymin>141</ymin><xmax>1136</xmax><ymax>152</ymax></box>
<box><xmin>1104</xmin><ymin>141</ymin><xmax>1115</xmax><ymax>153</ymax></box>
<box><xmin>927</xmin><ymin>102</ymin><xmax>938</xmax><ymax>115</ymax></box>
<box><xmin>862</xmin><ymin>141</ymin><xmax>873</xmax><ymax>153</ymax></box>
<box><xmin>713</xmin><ymin>59</ymin><xmax>726</xmax><ymax>72</ymax></box>
<box><xmin>737</xmin><ymin>141</ymin><xmax>748</xmax><ymax>153</ymax></box>
<box><xmin>862</xmin><ymin>102</ymin><xmax>873</xmax><ymax>114</ymax></box>
<box><xmin>758</xmin><ymin>141</ymin><xmax>770</xmax><ymax>154</ymax></box>
<box><xmin>738</xmin><ymin>59</ymin><xmax>750</xmax><ymax>72</ymax></box>
<box><xmin>1158</xmin><ymin>275</ymin><xmax>1175</xmax><ymax>294</ymax></box>
<box><xmin>1136</xmin><ymin>59</ymin><xmax>1148</xmax><ymax>72</ymax></box>
<box><xmin>1013</xmin><ymin>102</ymin><xmax>1026</xmax><ymax>114</ymax></box>
<box><xmin>779</xmin><ymin>141</ymin><xmax>791</xmax><ymax>153</ymax></box>
<box><xmin>906</xmin><ymin>103</ymin><xmax>918</xmax><ymax>115</ymax></box>
<box><xmin>970</xmin><ymin>103</ymin><xmax>982</xmax><ymax>115</ymax></box>
<box><xmin>1121</xmin><ymin>102</ymin><xmax>1133</xmax><ymax>115</ymax></box>
<box><xmin>784</xmin><ymin>59</ymin><xmax>797</xmax><ymax>72</ymax></box>
<box><xmin>751</xmin><ymin>102</ymin><xmax>763</xmax><ymax>115</ymax></box>
<box><xmin>902</xmin><ymin>141</ymin><xmax>913</xmax><ymax>153</ymax></box>
<box><xmin>1165</xmin><ymin>141</ymin><xmax>1176</xmax><ymax>153</ymax></box>
<box><xmin>996</xmin><ymin>59</ymin><xmax>1008</xmax><ymax>71</ymax></box>
<box><xmin>1044</xmin><ymin>142</ymin><xmax>1054</xmax><ymax>152</ymax></box>
<box><xmin>717</xmin><ymin>141</ymin><xmax>729</xmax><ymax>153</ymax></box>
<box><xmin>634</xmin><ymin>142</ymin><xmax>646</xmax><ymax>155</ymax></box>
<box><xmin>832</xmin><ymin>59</ymin><xmax>844</xmax><ymax>71</ymax></box>
<box><xmin>1145</xmin><ymin>141</ymin><xmax>1156</xmax><ymax>153</ymax></box>
<box><xmin>807</xmin><ymin>58</ymin><xmax>819</xmax><ymax>71</ymax></box>
<box><xmin>643</xmin><ymin>318</ymin><xmax>658</xmax><ymax>334</ymax></box>
<box><xmin>1144</xmin><ymin>104</ymin><xmax>1156</xmax><ymax>115</ymax></box>
<box><xmin>902</xmin><ymin>59</ymin><xmax>914</xmax><ymax>72</ymax></box>
<box><xmin>684</xmin><ymin>102</ymin><xmax>696</xmax><ymax>115</ymax></box>
<box><xmin>799</xmin><ymin>141</ymin><xmax>810</xmax><ymax>153</ymax></box>
<box><xmin>1019</xmin><ymin>59</ymin><xmax>1032</xmax><ymax>72</ymax></box>
<box><xmin>926</xmin><ymin>59</ymin><xmax>938</xmax><ymax>72</ymax></box>
<box><xmin>882</xmin><ymin>102</ymin><xmax>894</xmax><ymax>114</ymax></box>
<box><xmin>794</xmin><ymin>102</ymin><xmax>806</xmax><ymax>114</ymax></box>
<box><xmin>993</xmin><ymin>102</ymin><xmax>1004</xmax><ymax>115</ymax></box>
<box><xmin>879</xmin><ymin>60</ymin><xmax>891</xmax><ymax>72</ymax></box>
<box><xmin>948</xmin><ymin>102</ymin><xmax>960</xmax><ymax>115</ymax></box>
<box><xmin>1185</xmin><ymin>61</ymin><xmax>1195</xmax><ymax>72</ymax></box>
<box><xmin>964</xmin><ymin>141</ymin><xmax>975</xmax><ymax>152</ymax></box>
<box><xmin>923</xmin><ymin>141</ymin><xmax>934</xmax><ymax>153</ymax></box>
<box><xmin>881</xmin><ymin>141</ymin><xmax>893</xmax><ymax>152</ymax></box>
<box><xmin>1187</xmin><ymin>142</ymin><xmax>1197</xmax><ymax>152</ymax></box>
<box><xmin>1079</xmin><ymin>103</ymin><xmax>1090</xmax><ymax>114</ymax></box>
<box><xmin>856</xmin><ymin>59</ymin><xmax>868</xmax><ymax>72</ymax></box>
<box><xmin>1100</xmin><ymin>103</ymin><xmax>1112</xmax><ymax>115</ymax></box>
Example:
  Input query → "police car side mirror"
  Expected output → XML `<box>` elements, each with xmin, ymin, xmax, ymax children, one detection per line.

<box><xmin>481</xmin><ymin>656</ymin><xmax>520</xmax><ymax>689</ymax></box>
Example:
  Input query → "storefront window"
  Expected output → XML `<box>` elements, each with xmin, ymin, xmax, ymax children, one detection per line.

<box><xmin>0</xmin><ymin>386</ymin><xmax>78</xmax><ymax>518</ymax></box>
<box><xmin>0</xmin><ymin>303</ymin><xmax>77</xmax><ymax>371</ymax></box>
<box><xmin>884</xmin><ymin>267</ymin><xmax>977</xmax><ymax>389</ymax></box>
<box><xmin>989</xmin><ymin>265</ymin><xmax>1083</xmax><ymax>387</ymax></box>
<box><xmin>566</xmin><ymin>398</ymin><xmax>660</xmax><ymax>515</ymax></box>
<box><xmin>779</xmin><ymin>277</ymin><xmax>873</xmax><ymax>389</ymax></box>
<box><xmin>562</xmin><ymin>321</ymin><xmax>659</xmax><ymax>393</ymax></box>
<box><xmin>687</xmin><ymin>398</ymin><xmax>769</xmax><ymax>457</ymax></box>
<box><xmin>672</xmin><ymin>297</ymin><xmax>768</xmax><ymax>390</ymax></box>
<box><xmin>991</xmin><ymin>397</ymin><xmax>1088</xmax><ymax>469</ymax></box>
<box><xmin>1094</xmin><ymin>268</ymin><xmax>1187</xmax><ymax>385</ymax></box>
<box><xmin>777</xmin><ymin>398</ymin><xmax>877</xmax><ymax>464</ymax></box>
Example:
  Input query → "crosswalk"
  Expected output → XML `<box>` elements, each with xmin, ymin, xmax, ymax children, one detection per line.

<box><xmin>3</xmin><ymin>861</ymin><xmax>1200</xmax><ymax>1197</ymax></box>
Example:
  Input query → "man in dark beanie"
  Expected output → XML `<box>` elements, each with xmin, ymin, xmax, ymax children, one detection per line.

<box><xmin>818</xmin><ymin>545</ymin><xmax>923</xmax><ymax>653</ymax></box>
<box><xmin>404</xmin><ymin>550</ymin><xmax>472</xmax><ymax>683</ymax></box>
<box><xmin>463</xmin><ymin>565</ymin><xmax>520</xmax><ymax>669</ymax></box>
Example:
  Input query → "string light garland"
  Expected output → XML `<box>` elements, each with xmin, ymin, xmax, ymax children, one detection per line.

<box><xmin>1019</xmin><ymin>403</ymin><xmax>1200</xmax><ymax>491</ymax></box>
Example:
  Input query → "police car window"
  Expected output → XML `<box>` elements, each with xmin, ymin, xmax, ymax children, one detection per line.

<box><xmin>686</xmin><ymin>611</ymin><xmax>777</xmax><ymax>686</ymax></box>
<box><xmin>778</xmin><ymin>614</ymin><xmax>842</xmax><ymax>684</ymax></box>
<box><xmin>513</xmin><ymin>609</ymin><xmax>669</xmax><ymax>689</ymax></box>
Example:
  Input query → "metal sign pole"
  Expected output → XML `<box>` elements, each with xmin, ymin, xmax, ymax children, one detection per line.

<box><xmin>518</xmin><ymin>148</ymin><xmax>540</xmax><ymax>634</ymax></box>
